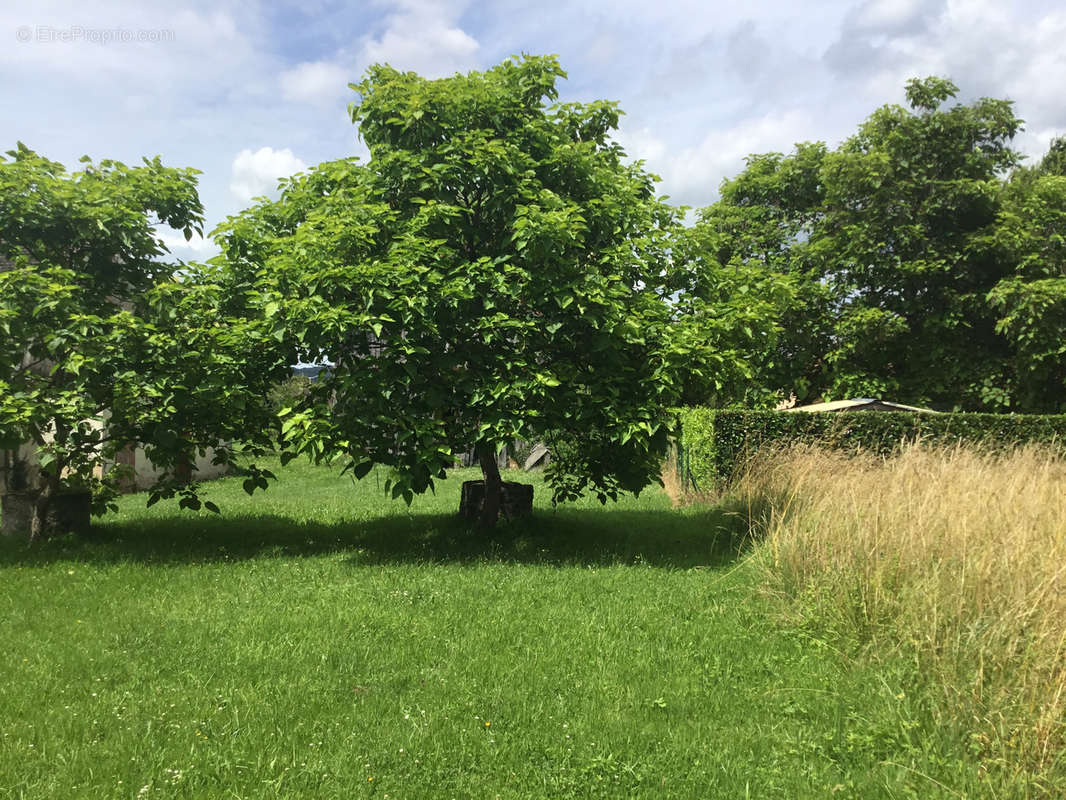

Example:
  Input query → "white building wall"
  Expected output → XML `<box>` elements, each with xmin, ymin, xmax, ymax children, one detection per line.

<box><xmin>129</xmin><ymin>446</ymin><xmax>232</xmax><ymax>489</ymax></box>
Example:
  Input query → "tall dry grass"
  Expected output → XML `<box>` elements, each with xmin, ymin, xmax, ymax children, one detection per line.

<box><xmin>730</xmin><ymin>443</ymin><xmax>1066</xmax><ymax>775</ymax></box>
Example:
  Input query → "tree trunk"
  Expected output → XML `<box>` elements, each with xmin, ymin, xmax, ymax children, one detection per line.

<box><xmin>477</xmin><ymin>444</ymin><xmax>502</xmax><ymax>529</ymax></box>
<box><xmin>29</xmin><ymin>472</ymin><xmax>59</xmax><ymax>542</ymax></box>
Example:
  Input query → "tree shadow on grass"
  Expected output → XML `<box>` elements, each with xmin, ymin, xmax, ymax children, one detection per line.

<box><xmin>0</xmin><ymin>505</ymin><xmax>755</xmax><ymax>570</ymax></box>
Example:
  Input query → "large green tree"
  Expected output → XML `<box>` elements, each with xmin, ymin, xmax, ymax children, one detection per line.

<box><xmin>695</xmin><ymin>78</ymin><xmax>1029</xmax><ymax>410</ymax></box>
<box><xmin>215</xmin><ymin>56</ymin><xmax>707</xmax><ymax>526</ymax></box>
<box><xmin>0</xmin><ymin>145</ymin><xmax>283</xmax><ymax>538</ymax></box>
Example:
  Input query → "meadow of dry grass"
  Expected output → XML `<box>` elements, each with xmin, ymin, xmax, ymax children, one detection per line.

<box><xmin>727</xmin><ymin>443</ymin><xmax>1066</xmax><ymax>783</ymax></box>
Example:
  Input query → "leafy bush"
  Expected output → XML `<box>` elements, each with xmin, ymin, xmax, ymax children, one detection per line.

<box><xmin>676</xmin><ymin>407</ymin><xmax>1066</xmax><ymax>491</ymax></box>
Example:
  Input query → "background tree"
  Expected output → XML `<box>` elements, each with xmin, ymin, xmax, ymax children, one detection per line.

<box><xmin>672</xmin><ymin>142</ymin><xmax>828</xmax><ymax>406</ymax></box>
<box><xmin>665</xmin><ymin>221</ymin><xmax>800</xmax><ymax>408</ymax></box>
<box><xmin>1037</xmin><ymin>136</ymin><xmax>1066</xmax><ymax>178</ymax></box>
<box><xmin>694</xmin><ymin>78</ymin><xmax>1026</xmax><ymax>410</ymax></box>
<box><xmin>0</xmin><ymin>145</ymin><xmax>283</xmax><ymax>538</ymax></box>
<box><xmin>985</xmin><ymin>140</ymin><xmax>1066</xmax><ymax>412</ymax></box>
<box><xmin>215</xmin><ymin>56</ymin><xmax>706</xmax><ymax>527</ymax></box>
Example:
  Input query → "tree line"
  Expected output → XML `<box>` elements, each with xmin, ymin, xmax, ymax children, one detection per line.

<box><xmin>682</xmin><ymin>76</ymin><xmax>1066</xmax><ymax>413</ymax></box>
<box><xmin>1</xmin><ymin>56</ymin><xmax>1063</xmax><ymax>533</ymax></box>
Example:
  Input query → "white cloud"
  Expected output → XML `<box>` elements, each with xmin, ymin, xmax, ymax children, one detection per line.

<box><xmin>4</xmin><ymin>0</ymin><xmax>1064</xmax><ymax>240</ymax></box>
<box><xmin>0</xmin><ymin>3</ymin><xmax>257</xmax><ymax>92</ymax></box>
<box><xmin>358</xmin><ymin>0</ymin><xmax>479</xmax><ymax>78</ymax></box>
<box><xmin>272</xmin><ymin>1</ymin><xmax>480</xmax><ymax>127</ymax></box>
<box><xmin>1002</xmin><ymin>9</ymin><xmax>1066</xmax><ymax>136</ymax></box>
<box><xmin>280</xmin><ymin>60</ymin><xmax>351</xmax><ymax>105</ymax></box>
<box><xmin>823</xmin><ymin>0</ymin><xmax>1066</xmax><ymax>164</ymax></box>
<box><xmin>229</xmin><ymin>146</ymin><xmax>307</xmax><ymax>201</ymax></box>
<box><xmin>155</xmin><ymin>230</ymin><xmax>220</xmax><ymax>262</ymax></box>
<box><xmin>852</xmin><ymin>0</ymin><xmax>941</xmax><ymax>33</ymax></box>
<box><xmin>618</xmin><ymin>110</ymin><xmax>821</xmax><ymax>208</ymax></box>
<box><xmin>617</xmin><ymin>128</ymin><xmax>666</xmax><ymax>165</ymax></box>
<box><xmin>156</xmin><ymin>229</ymin><xmax>215</xmax><ymax>253</ymax></box>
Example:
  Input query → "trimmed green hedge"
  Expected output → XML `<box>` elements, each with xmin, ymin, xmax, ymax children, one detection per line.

<box><xmin>676</xmin><ymin>407</ymin><xmax>1066</xmax><ymax>491</ymax></box>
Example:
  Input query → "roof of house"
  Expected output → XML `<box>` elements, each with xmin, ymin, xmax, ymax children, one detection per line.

<box><xmin>784</xmin><ymin>398</ymin><xmax>938</xmax><ymax>414</ymax></box>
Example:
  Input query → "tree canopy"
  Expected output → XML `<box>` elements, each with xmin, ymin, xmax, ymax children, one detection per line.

<box><xmin>214</xmin><ymin>55</ymin><xmax>710</xmax><ymax>525</ymax></box>
<box><xmin>987</xmin><ymin>168</ymin><xmax>1066</xmax><ymax>411</ymax></box>
<box><xmin>5</xmin><ymin>61</ymin><xmax>1065</xmax><ymax>539</ymax></box>
<box><xmin>0</xmin><ymin>144</ymin><xmax>284</xmax><ymax>537</ymax></box>
<box><xmin>687</xmin><ymin>77</ymin><xmax>1066</xmax><ymax>412</ymax></box>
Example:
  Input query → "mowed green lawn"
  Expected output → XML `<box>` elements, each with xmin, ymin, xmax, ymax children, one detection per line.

<box><xmin>0</xmin><ymin>462</ymin><xmax>969</xmax><ymax>799</ymax></box>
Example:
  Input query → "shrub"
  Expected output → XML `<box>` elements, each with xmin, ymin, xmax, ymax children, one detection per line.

<box><xmin>676</xmin><ymin>407</ymin><xmax>1066</xmax><ymax>491</ymax></box>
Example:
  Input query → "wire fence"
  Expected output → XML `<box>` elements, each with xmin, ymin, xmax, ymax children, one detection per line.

<box><xmin>674</xmin><ymin>441</ymin><xmax>700</xmax><ymax>494</ymax></box>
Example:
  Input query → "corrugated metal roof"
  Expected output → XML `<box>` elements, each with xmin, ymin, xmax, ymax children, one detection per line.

<box><xmin>784</xmin><ymin>398</ymin><xmax>938</xmax><ymax>414</ymax></box>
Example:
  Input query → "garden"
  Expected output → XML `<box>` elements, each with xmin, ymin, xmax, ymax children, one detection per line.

<box><xmin>2</xmin><ymin>54</ymin><xmax>1065</xmax><ymax>797</ymax></box>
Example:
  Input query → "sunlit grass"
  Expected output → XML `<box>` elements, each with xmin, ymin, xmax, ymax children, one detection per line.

<box><xmin>2</xmin><ymin>458</ymin><xmax>1059</xmax><ymax>797</ymax></box>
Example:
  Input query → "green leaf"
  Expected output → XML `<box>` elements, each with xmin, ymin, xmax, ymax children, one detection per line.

<box><xmin>178</xmin><ymin>496</ymin><xmax>201</xmax><ymax>511</ymax></box>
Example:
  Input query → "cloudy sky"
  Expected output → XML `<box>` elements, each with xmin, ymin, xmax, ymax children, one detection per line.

<box><xmin>3</xmin><ymin>0</ymin><xmax>1065</xmax><ymax>260</ymax></box>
